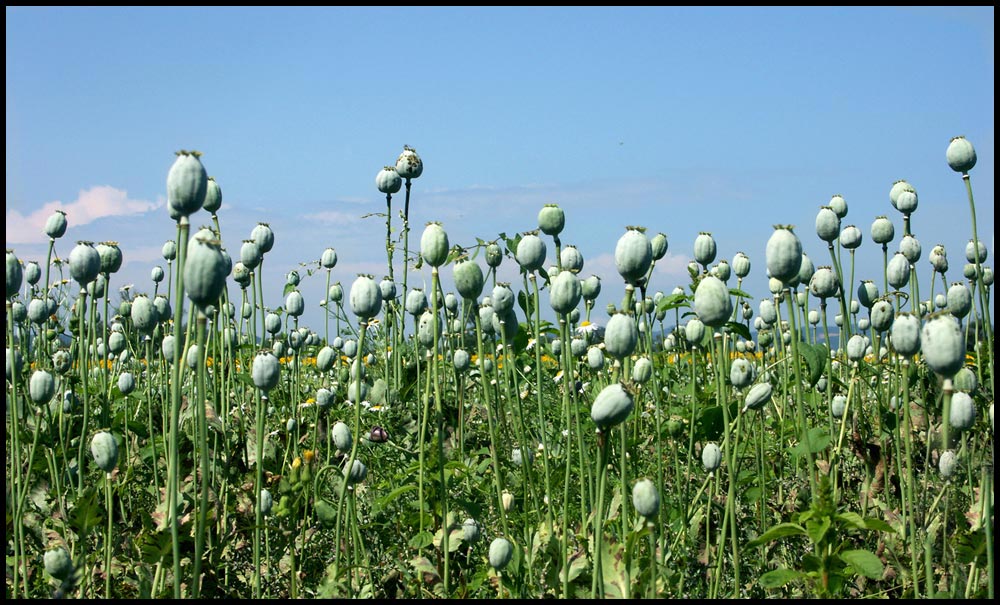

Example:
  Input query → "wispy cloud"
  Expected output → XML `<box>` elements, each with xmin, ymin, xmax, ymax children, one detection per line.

<box><xmin>5</xmin><ymin>186</ymin><xmax>163</xmax><ymax>245</ymax></box>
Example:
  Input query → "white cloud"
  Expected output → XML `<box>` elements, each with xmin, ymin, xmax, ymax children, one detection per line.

<box><xmin>5</xmin><ymin>186</ymin><xmax>163</xmax><ymax>245</ymax></box>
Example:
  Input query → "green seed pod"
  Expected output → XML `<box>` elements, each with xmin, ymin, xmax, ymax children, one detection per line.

<box><xmin>946</xmin><ymin>282</ymin><xmax>972</xmax><ymax>319</ymax></box>
<box><xmin>231</xmin><ymin>262</ymin><xmax>250</xmax><ymax>289</ymax></box>
<box><xmin>712</xmin><ymin>259</ymin><xmax>731</xmax><ymax>283</ymax></box>
<box><xmin>685</xmin><ymin>318</ymin><xmax>706</xmax><ymax>345</ymax></box>
<box><xmin>259</xmin><ymin>488</ymin><xmax>273</xmax><ymax>516</ymax></box>
<box><xmin>693</xmin><ymin>232</ymin><xmax>717</xmax><ymax>267</ymax></box>
<box><xmin>921</xmin><ymin>316</ymin><xmax>964</xmax><ymax>377</ymax></box>
<box><xmin>928</xmin><ymin>244</ymin><xmax>948</xmax><ymax>274</ymax></box>
<box><xmin>395</xmin><ymin>145</ymin><xmax>423</xmax><ymax>179</ymax></box>
<box><xmin>632</xmin><ymin>357</ymin><xmax>653</xmax><ymax>384</ymax></box>
<box><xmin>332</xmin><ymin>421</ymin><xmax>352</xmax><ymax>452</ymax></box>
<box><xmin>604</xmin><ymin>313</ymin><xmax>638</xmax><ymax>359</ymax></box>
<box><xmin>44</xmin><ymin>546</ymin><xmax>74</xmax><ymax>581</ymax></box>
<box><xmin>870</xmin><ymin>216</ymin><xmax>895</xmax><ymax>245</ymax></box>
<box><xmin>319</xmin><ymin>247</ymin><xmax>338</xmax><ymax>270</ymax></box>
<box><xmin>350</xmin><ymin>275</ymin><xmax>382</xmax><ymax>320</ymax></box>
<box><xmin>949</xmin><ymin>392</ymin><xmax>976</xmax><ymax>431</ymax></box>
<box><xmin>828</xmin><ymin>194</ymin><xmax>847</xmax><ymax>218</ymax></box>
<box><xmin>887</xmin><ymin>252</ymin><xmax>910</xmax><ymax>289</ymax></box>
<box><xmin>68</xmin><ymin>241</ymin><xmax>101</xmax><ymax>286</ymax></box>
<box><xmin>160</xmin><ymin>335</ymin><xmax>177</xmax><ymax>364</ymax></box>
<box><xmin>856</xmin><ymin>280</ymin><xmax>878</xmax><ymax>309</ymax></box>
<box><xmin>569</xmin><ymin>338</ymin><xmax>586</xmax><ymax>358</ymax></box>
<box><xmin>537</xmin><ymin>204</ymin><xmax>565</xmax><ymax>236</ymax></box>
<box><xmin>946</xmin><ymin>136</ymin><xmax>976</xmax><ymax>173</ymax></box>
<box><xmin>899</xmin><ymin>234</ymin><xmax>921</xmax><ymax>264</ymax></box>
<box><xmin>702</xmin><ymin>443</ymin><xmax>722</xmax><ymax>472</ymax></box>
<box><xmin>117</xmin><ymin>371</ymin><xmax>135</xmax><ymax>396</ymax></box>
<box><xmin>846</xmin><ymin>334</ymin><xmax>867</xmax><ymax>362</ymax></box>
<box><xmin>451</xmin><ymin>348</ymin><xmax>470</xmax><ymax>372</ymax></box>
<box><xmin>344</xmin><ymin>459</ymin><xmax>367</xmax><ymax>484</ymax></box>
<box><xmin>251</xmin><ymin>223</ymin><xmax>274</xmax><ymax>254</ymax></box>
<box><xmin>90</xmin><ymin>431</ymin><xmax>118</xmax><ymax>473</ymax></box>
<box><xmin>376</xmin><ymin>166</ymin><xmax>402</xmax><ymax>194</ymax></box>
<box><xmin>560</xmin><ymin>245</ymin><xmax>584</xmax><ymax>273</ymax></box>
<box><xmin>240</xmin><ymin>240</ymin><xmax>262</xmax><ymax>271</ymax></box>
<box><xmin>693</xmin><ymin>275</ymin><xmax>732</xmax><ymax>329</ymax></box>
<box><xmin>516</xmin><ymin>233</ymin><xmax>546</xmax><ymax>272</ymax></box>
<box><xmin>420</xmin><ymin>222</ymin><xmax>450</xmax><ymax>268</ymax></box>
<box><xmin>252</xmin><ymin>351</ymin><xmax>281</xmax><ymax>392</ymax></box>
<box><xmin>869</xmin><ymin>298</ymin><xmax>894</xmax><ymax>333</ymax></box>
<box><xmin>286</xmin><ymin>290</ymin><xmax>305</xmax><ymax>317</ymax></box>
<box><xmin>404</xmin><ymin>288</ymin><xmax>427</xmax><ymax>316</ymax></box>
<box><xmin>586</xmin><ymin>346</ymin><xmax>604</xmax><ymax>369</ymax></box>
<box><xmin>85</xmin><ymin>273</ymin><xmax>107</xmax><ymax>299</ymax></box>
<box><xmin>27</xmin><ymin>297</ymin><xmax>48</xmax><ymax>324</ymax></box>
<box><xmin>963</xmin><ymin>263</ymin><xmax>979</xmax><ymax>280</ymax></box>
<box><xmin>649</xmin><ymin>232</ymin><xmax>668</xmax><ymax>261</ymax></box>
<box><xmin>614</xmin><ymin>228</ymin><xmax>652</xmax><ymax>284</ymax></box>
<box><xmin>889</xmin><ymin>180</ymin><xmax>915</xmax><ymax>210</ymax></box>
<box><xmin>579</xmin><ymin>275</ymin><xmax>601</xmax><ymax>302</ymax></box>
<box><xmin>815</xmin><ymin>206</ymin><xmax>840</xmax><ymax>243</ymax></box>
<box><xmin>315</xmin><ymin>388</ymin><xmax>334</xmax><ymax>410</ymax></box>
<box><xmin>200</xmin><ymin>177</ymin><xmax>222</xmax><ymax>214</ymax></box>
<box><xmin>731</xmin><ymin>252</ymin><xmax>750</xmax><ymax>279</ymax></box>
<box><xmin>549</xmin><ymin>270</ymin><xmax>581</xmax><ymax>315</ymax></box>
<box><xmin>21</xmin><ymin>260</ymin><xmax>39</xmax><ymax>287</ymax></box>
<box><xmin>591</xmin><ymin>382</ymin><xmax>635</xmax><ymax>429</ymax></box>
<box><xmin>167</xmin><ymin>151</ymin><xmax>208</xmax><ymax>220</ymax></box>
<box><xmin>29</xmin><ymin>369</ymin><xmax>55</xmax><ymax>405</ymax></box>
<box><xmin>632</xmin><ymin>478</ymin><xmax>660</xmax><ymax>519</ymax></box>
<box><xmin>807</xmin><ymin>267</ymin><xmax>839</xmax><ymax>300</ymax></box>
<box><xmin>839</xmin><ymin>225</ymin><xmax>862</xmax><ymax>250</ymax></box>
<box><xmin>484</xmin><ymin>243</ymin><xmax>503</xmax><ymax>269</ymax></box>
<box><xmin>342</xmin><ymin>339</ymin><xmax>358</xmax><ymax>358</ymax></box>
<box><xmin>489</xmin><ymin>537</ymin><xmax>514</xmax><ymax>571</ymax></box>
<box><xmin>730</xmin><ymin>358</ymin><xmax>753</xmax><ymax>389</ymax></box>
<box><xmin>765</xmin><ymin>226</ymin><xmax>802</xmax><ymax>284</ymax></box>
<box><xmin>161</xmin><ymin>239</ymin><xmax>177</xmax><ymax>262</ymax></box>
<box><xmin>93</xmin><ymin>241</ymin><xmax>122</xmax><ymax>275</ymax></box>
<box><xmin>417</xmin><ymin>310</ymin><xmax>441</xmax><ymax>348</ymax></box>
<box><xmin>44</xmin><ymin>209</ymin><xmax>68</xmax><ymax>240</ymax></box>
<box><xmin>263</xmin><ymin>313</ymin><xmax>280</xmax><ymax>335</ymax></box>
<box><xmin>316</xmin><ymin>346</ymin><xmax>336</xmax><ymax>372</ymax></box>
<box><xmin>890</xmin><ymin>313</ymin><xmax>921</xmax><ymax>356</ymax></box>
<box><xmin>895</xmin><ymin>190</ymin><xmax>918</xmax><ymax>215</ymax></box>
<box><xmin>953</xmin><ymin>367</ymin><xmax>977</xmax><ymax>392</ymax></box>
<box><xmin>462</xmin><ymin>518</ymin><xmax>481</xmax><ymax>544</ymax></box>
<box><xmin>743</xmin><ymin>382</ymin><xmax>772</xmax><ymax>411</ymax></box>
<box><xmin>187</xmin><ymin>344</ymin><xmax>204</xmax><ymax>370</ymax></box>
<box><xmin>185</xmin><ymin>235</ymin><xmax>227</xmax><ymax>308</ymax></box>
<box><xmin>797</xmin><ymin>254</ymin><xmax>814</xmax><ymax>286</ymax></box>
<box><xmin>454</xmin><ymin>260</ymin><xmax>485</xmax><ymax>301</ymax></box>
<box><xmin>938</xmin><ymin>450</ymin><xmax>958</xmax><ymax>479</ymax></box>
<box><xmin>492</xmin><ymin>307</ymin><xmax>519</xmax><ymax>342</ymax></box>
<box><xmin>965</xmin><ymin>239</ymin><xmax>987</xmax><ymax>264</ymax></box>
<box><xmin>831</xmin><ymin>394</ymin><xmax>847</xmax><ymax>419</ymax></box>
<box><xmin>491</xmin><ymin>283</ymin><xmax>515</xmax><ymax>315</ymax></box>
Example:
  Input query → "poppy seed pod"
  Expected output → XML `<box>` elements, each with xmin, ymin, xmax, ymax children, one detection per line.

<box><xmin>615</xmin><ymin>228</ymin><xmax>653</xmax><ymax>284</ymax></box>
<box><xmin>730</xmin><ymin>358</ymin><xmax>753</xmax><ymax>389</ymax></box>
<box><xmin>90</xmin><ymin>431</ymin><xmax>119</xmax><ymax>473</ymax></box>
<box><xmin>928</xmin><ymin>244</ymin><xmax>947</xmax><ymax>274</ymax></box>
<box><xmin>895</xmin><ymin>190</ymin><xmax>918</xmax><ymax>215</ymax></box>
<box><xmin>161</xmin><ymin>239</ymin><xmax>177</xmax><ymax>262</ymax></box>
<box><xmin>632</xmin><ymin>478</ymin><xmax>660</xmax><ymax>519</ymax></box>
<box><xmin>815</xmin><ymin>206</ymin><xmax>840</xmax><ymax>243</ymax></box>
<box><xmin>965</xmin><ymin>239</ymin><xmax>987</xmax><ymax>264</ymax></box>
<box><xmin>849</xmin><ymin>282</ymin><xmax>875</xmax><ymax>313</ymax></box>
<box><xmin>321</xmin><ymin>247</ymin><xmax>338</xmax><ymax>269</ymax></box>
<box><xmin>252</xmin><ymin>350</ymin><xmax>281</xmax><ymax>392</ymax></box>
<box><xmin>693</xmin><ymin>275</ymin><xmax>732</xmax><ymax>329</ymax></box>
<box><xmin>29</xmin><ymin>369</ymin><xmax>56</xmax><ymax>405</ymax></box>
<box><xmin>203</xmin><ymin>177</ymin><xmax>222</xmax><ymax>214</ymax></box>
<box><xmin>537</xmin><ymin>204</ymin><xmax>565</xmax><ymax>236</ymax></box>
<box><xmin>946</xmin><ymin>136</ymin><xmax>976</xmax><ymax>173</ymax></box>
<box><xmin>405</xmin><ymin>288</ymin><xmax>427</xmax><ymax>316</ymax></box>
<box><xmin>604</xmin><ymin>313</ymin><xmax>638</xmax><ymax>359</ymax></box>
<box><xmin>118</xmin><ymin>371</ymin><xmax>136</xmax><ymax>396</ymax></box>
<box><xmin>632</xmin><ymin>357</ymin><xmax>653</xmax><ymax>384</ymax></box>
<box><xmin>890</xmin><ymin>313</ymin><xmax>921</xmax><ymax>356</ymax></box>
<box><xmin>949</xmin><ymin>392</ymin><xmax>976</xmax><ymax>432</ymax></box>
<box><xmin>715</xmin><ymin>260</ymin><xmax>732</xmax><ymax>282</ymax></box>
<box><xmin>43</xmin><ymin>547</ymin><xmax>73</xmax><ymax>581</ymax></box>
<box><xmin>889</xmin><ymin>180</ymin><xmax>916</xmax><ymax>210</ymax></box>
<box><xmin>130</xmin><ymin>294</ymin><xmax>158</xmax><ymax>333</ymax></box>
<box><xmin>938</xmin><ymin>450</ymin><xmax>958</xmax><ymax>479</ymax></box>
<box><xmin>765</xmin><ymin>226</ymin><xmax>802</xmax><ymax>284</ymax></box>
<box><xmin>828</xmin><ymin>194</ymin><xmax>847</xmax><ymax>218</ymax></box>
<box><xmin>350</xmin><ymin>275</ymin><xmax>382</xmax><ymax>320</ymax></box>
<box><xmin>69</xmin><ymin>242</ymin><xmax>101</xmax><ymax>286</ymax></box>
<box><xmin>332</xmin><ymin>421</ymin><xmax>352</xmax><ymax>452</ymax></box>
<box><xmin>251</xmin><ymin>223</ymin><xmax>274</xmax><ymax>254</ymax></box>
<box><xmin>185</xmin><ymin>235</ymin><xmax>228</xmax><ymax>308</ymax></box>
<box><xmin>395</xmin><ymin>145</ymin><xmax>423</xmax><ymax>180</ymax></box>
<box><xmin>946</xmin><ymin>282</ymin><xmax>972</xmax><ymax>319</ymax></box>
<box><xmin>847</xmin><ymin>334</ymin><xmax>867</xmax><ymax>362</ymax></box>
<box><xmin>839</xmin><ymin>225</ymin><xmax>862</xmax><ymax>250</ymax></box>
<box><xmin>591</xmin><ymin>382</ymin><xmax>635</xmax><ymax>429</ymax></box>
<box><xmin>587</xmin><ymin>346</ymin><xmax>604</xmax><ymax>369</ymax></box>
<box><xmin>491</xmin><ymin>284</ymin><xmax>515</xmax><ymax>315</ymax></box>
<box><xmin>377</xmin><ymin>278</ymin><xmax>396</xmax><ymax>303</ymax></box>
<box><xmin>166</xmin><ymin>150</ymin><xmax>208</xmax><ymax>220</ymax></box>
<box><xmin>44</xmin><ymin>210</ymin><xmax>68</xmax><ymax>240</ymax></box>
<box><xmin>831</xmin><ymin>394</ymin><xmax>847</xmax><ymax>419</ymax></box>
<box><xmin>96</xmin><ymin>241</ymin><xmax>123</xmax><ymax>275</ymax></box>
<box><xmin>921</xmin><ymin>316</ymin><xmax>964</xmax><ymax>377</ymax></box>
<box><xmin>871</xmin><ymin>216</ymin><xmax>895</xmax><ymax>245</ymax></box>
<box><xmin>732</xmin><ymin>252</ymin><xmax>751</xmax><ymax>279</ymax></box>
<box><xmin>286</xmin><ymin>290</ymin><xmax>305</xmax><ymax>317</ymax></box>
<box><xmin>489</xmin><ymin>538</ymin><xmax>514</xmax><ymax>571</ymax></box>
<box><xmin>887</xmin><ymin>253</ymin><xmax>910</xmax><ymax>290</ymax></box>
<box><xmin>420</xmin><ymin>222</ymin><xmax>450</xmax><ymax>268</ymax></box>
<box><xmin>743</xmin><ymin>382</ymin><xmax>772</xmax><ymax>411</ymax></box>
<box><xmin>344</xmin><ymin>459</ymin><xmax>367</xmax><ymax>484</ymax></box>
<box><xmin>516</xmin><ymin>233</ymin><xmax>546</xmax><ymax>272</ymax></box>
<box><xmin>899</xmin><ymin>234</ymin><xmax>921</xmax><ymax>264</ymax></box>
<box><xmin>6</xmin><ymin>250</ymin><xmax>23</xmax><ymax>299</ymax></box>
<box><xmin>549</xmin><ymin>270</ymin><xmax>581</xmax><ymax>315</ymax></box>
<box><xmin>454</xmin><ymin>260</ymin><xmax>485</xmax><ymax>301</ymax></box>
<box><xmin>797</xmin><ymin>254</ymin><xmax>814</xmax><ymax>285</ymax></box>
<box><xmin>870</xmin><ymin>299</ymin><xmax>894</xmax><ymax>333</ymax></box>
<box><xmin>240</xmin><ymin>240</ymin><xmax>262</xmax><ymax>270</ymax></box>
<box><xmin>485</xmin><ymin>243</ymin><xmax>503</xmax><ymax>268</ymax></box>
<box><xmin>328</xmin><ymin>282</ymin><xmax>344</xmax><ymax>304</ymax></box>
<box><xmin>560</xmin><ymin>245</ymin><xmax>584</xmax><ymax>274</ymax></box>
<box><xmin>650</xmin><ymin>232</ymin><xmax>668</xmax><ymax>261</ymax></box>
<box><xmin>376</xmin><ymin>166</ymin><xmax>402</xmax><ymax>195</ymax></box>
<box><xmin>580</xmin><ymin>275</ymin><xmax>602</xmax><ymax>302</ymax></box>
<box><xmin>685</xmin><ymin>318</ymin><xmax>706</xmax><ymax>345</ymax></box>
<box><xmin>758</xmin><ymin>299</ymin><xmax>778</xmax><ymax>325</ymax></box>
<box><xmin>702</xmin><ymin>443</ymin><xmax>722</xmax><ymax>472</ymax></box>
<box><xmin>417</xmin><ymin>310</ymin><xmax>441</xmax><ymax>348</ymax></box>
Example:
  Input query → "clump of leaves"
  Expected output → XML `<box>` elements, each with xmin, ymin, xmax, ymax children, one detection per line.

<box><xmin>748</xmin><ymin>475</ymin><xmax>895</xmax><ymax>597</ymax></box>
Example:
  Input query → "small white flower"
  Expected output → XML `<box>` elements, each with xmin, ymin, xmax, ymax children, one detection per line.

<box><xmin>526</xmin><ymin>338</ymin><xmax>536</xmax><ymax>350</ymax></box>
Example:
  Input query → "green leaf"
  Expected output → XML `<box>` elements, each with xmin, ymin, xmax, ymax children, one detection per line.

<box><xmin>728</xmin><ymin>287</ymin><xmax>754</xmax><ymax>300</ymax></box>
<box><xmin>655</xmin><ymin>292</ymin><xmax>689</xmax><ymax>313</ymax></box>
<box><xmin>747</xmin><ymin>522</ymin><xmax>807</xmax><ymax>547</ymax></box>
<box><xmin>724</xmin><ymin>321</ymin><xmax>751</xmax><ymax>341</ymax></box>
<box><xmin>798</xmin><ymin>342</ymin><xmax>828</xmax><ymax>387</ymax></box>
<box><xmin>862</xmin><ymin>517</ymin><xmax>896</xmax><ymax>534</ymax></box>
<box><xmin>806</xmin><ymin>516</ymin><xmax>831</xmax><ymax>546</ymax></box>
<box><xmin>790</xmin><ymin>426</ymin><xmax>831</xmax><ymax>457</ymax></box>
<box><xmin>840</xmin><ymin>549</ymin><xmax>883</xmax><ymax>579</ymax></box>
<box><xmin>835</xmin><ymin>512</ymin><xmax>867</xmax><ymax>531</ymax></box>
<box><xmin>283</xmin><ymin>283</ymin><xmax>296</xmax><ymax>297</ymax></box>
<box><xmin>560</xmin><ymin>550</ymin><xmax>589</xmax><ymax>584</ymax></box>
<box><xmin>408</xmin><ymin>531</ymin><xmax>434</xmax><ymax>550</ymax></box>
<box><xmin>758</xmin><ymin>568</ymin><xmax>804</xmax><ymax>589</ymax></box>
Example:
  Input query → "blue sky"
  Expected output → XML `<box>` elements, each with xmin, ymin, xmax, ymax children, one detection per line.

<box><xmin>6</xmin><ymin>7</ymin><xmax>994</xmax><ymax>333</ymax></box>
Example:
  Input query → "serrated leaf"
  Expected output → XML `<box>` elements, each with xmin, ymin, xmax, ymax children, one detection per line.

<box><xmin>758</xmin><ymin>567</ymin><xmax>804</xmax><ymax>589</ymax></box>
<box><xmin>806</xmin><ymin>516</ymin><xmax>831</xmax><ymax>545</ymax></box>
<box><xmin>747</xmin><ymin>522</ymin><xmax>806</xmax><ymax>547</ymax></box>
<box><xmin>840</xmin><ymin>549</ymin><xmax>883</xmax><ymax>579</ymax></box>
<box><xmin>728</xmin><ymin>287</ymin><xmax>754</xmax><ymax>300</ymax></box>
<box><xmin>655</xmin><ymin>293</ymin><xmax>689</xmax><ymax>313</ymax></box>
